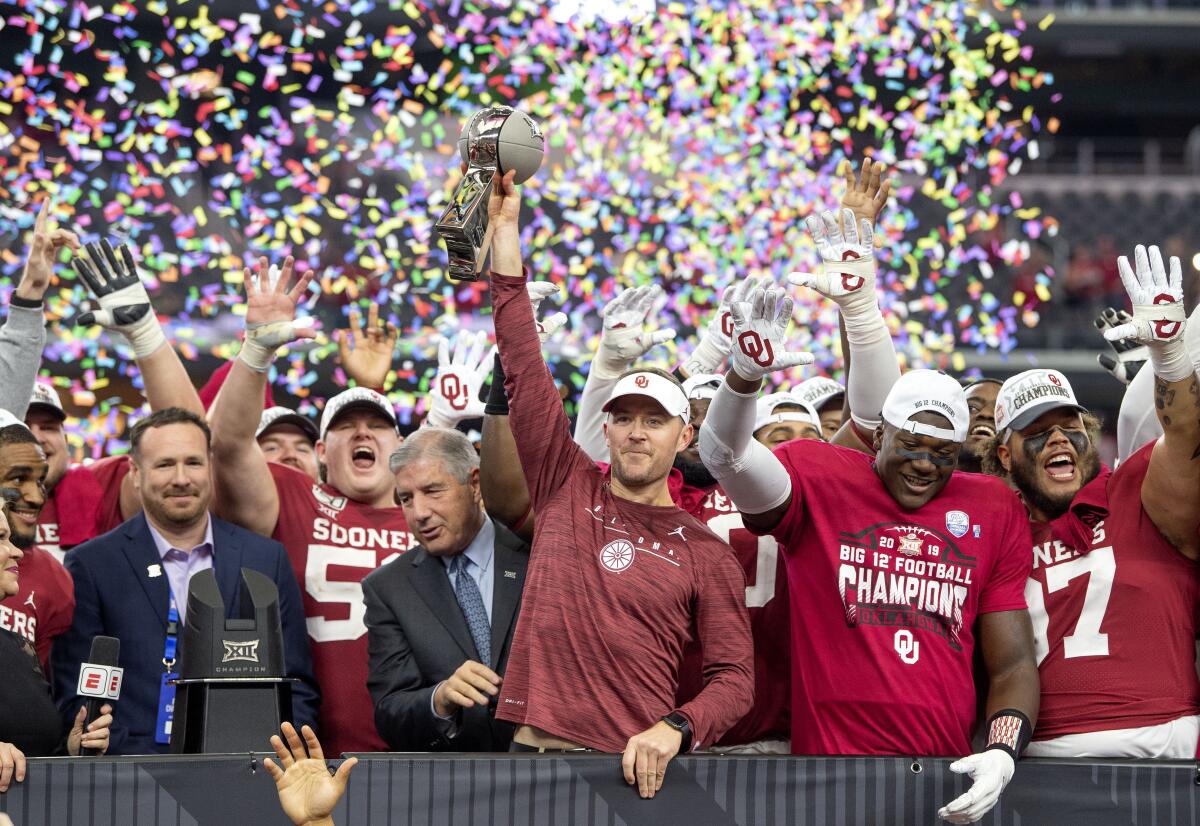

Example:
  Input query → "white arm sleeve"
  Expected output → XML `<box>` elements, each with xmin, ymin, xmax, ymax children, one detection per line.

<box><xmin>1116</xmin><ymin>302</ymin><xmax>1200</xmax><ymax>463</ymax></box>
<box><xmin>699</xmin><ymin>381</ymin><xmax>793</xmax><ymax>515</ymax></box>
<box><xmin>572</xmin><ymin>367</ymin><xmax>617</xmax><ymax>463</ymax></box>
<box><xmin>843</xmin><ymin>310</ymin><xmax>900</xmax><ymax>430</ymax></box>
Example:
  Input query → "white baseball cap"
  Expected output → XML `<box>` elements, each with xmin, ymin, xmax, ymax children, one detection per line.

<box><xmin>601</xmin><ymin>371</ymin><xmax>690</xmax><ymax>424</ymax></box>
<box><xmin>28</xmin><ymin>382</ymin><xmax>66</xmax><ymax>422</ymax></box>
<box><xmin>753</xmin><ymin>392</ymin><xmax>820</xmax><ymax>434</ymax></box>
<box><xmin>319</xmin><ymin>388</ymin><xmax>398</xmax><ymax>439</ymax></box>
<box><xmin>881</xmin><ymin>370</ymin><xmax>970</xmax><ymax>443</ymax></box>
<box><xmin>257</xmin><ymin>406</ymin><xmax>319</xmax><ymax>443</ymax></box>
<box><xmin>681</xmin><ymin>373</ymin><xmax>722</xmax><ymax>401</ymax></box>
<box><xmin>0</xmin><ymin>409</ymin><xmax>29</xmax><ymax>431</ymax></box>
<box><xmin>994</xmin><ymin>369</ymin><xmax>1086</xmax><ymax>439</ymax></box>
<box><xmin>793</xmin><ymin>376</ymin><xmax>845</xmax><ymax>409</ymax></box>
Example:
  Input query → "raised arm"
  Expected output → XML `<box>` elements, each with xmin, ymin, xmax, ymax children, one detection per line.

<box><xmin>699</xmin><ymin>286</ymin><xmax>812</xmax><ymax>534</ymax></box>
<box><xmin>478</xmin><ymin>294</ymin><xmax>566</xmax><ymax>539</ymax></box>
<box><xmin>486</xmin><ymin>170</ymin><xmax>593</xmax><ymax>508</ymax></box>
<box><xmin>209</xmin><ymin>257</ymin><xmax>316</xmax><ymax>537</ymax></box>
<box><xmin>789</xmin><ymin>206</ymin><xmax>897</xmax><ymax>454</ymax></box>
<box><xmin>73</xmin><ymin>239</ymin><xmax>202</xmax><ymax>415</ymax></box>
<box><xmin>0</xmin><ymin>201</ymin><xmax>77</xmax><ymax>417</ymax></box>
<box><xmin>1103</xmin><ymin>245</ymin><xmax>1200</xmax><ymax>558</ymax></box>
<box><xmin>575</xmin><ymin>284</ymin><xmax>675</xmax><ymax>461</ymax></box>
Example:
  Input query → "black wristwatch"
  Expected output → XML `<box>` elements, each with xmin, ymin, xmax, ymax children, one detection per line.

<box><xmin>661</xmin><ymin>711</ymin><xmax>693</xmax><ymax>752</ymax></box>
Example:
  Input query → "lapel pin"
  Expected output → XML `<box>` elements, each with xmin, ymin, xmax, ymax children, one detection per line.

<box><xmin>504</xmin><ymin>570</ymin><xmax>517</xmax><ymax>579</ymax></box>
<box><xmin>147</xmin><ymin>564</ymin><xmax>163</xmax><ymax>578</ymax></box>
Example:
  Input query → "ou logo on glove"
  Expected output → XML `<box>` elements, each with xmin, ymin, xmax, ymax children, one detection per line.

<box><xmin>839</xmin><ymin>250</ymin><xmax>864</xmax><ymax>292</ymax></box>
<box><xmin>720</xmin><ymin>311</ymin><xmax>734</xmax><ymax>338</ymax></box>
<box><xmin>737</xmin><ymin>331</ymin><xmax>775</xmax><ymax>367</ymax></box>
<box><xmin>1153</xmin><ymin>292</ymin><xmax>1182</xmax><ymax>339</ymax></box>
<box><xmin>439</xmin><ymin>375</ymin><xmax>468</xmax><ymax>411</ymax></box>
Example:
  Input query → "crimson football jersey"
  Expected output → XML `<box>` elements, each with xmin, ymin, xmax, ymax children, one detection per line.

<box><xmin>3</xmin><ymin>545</ymin><xmax>74</xmax><ymax>676</ymax></box>
<box><xmin>269</xmin><ymin>463</ymin><xmax>416</xmax><ymax>754</ymax></box>
<box><xmin>37</xmin><ymin>458</ymin><xmax>131</xmax><ymax>563</ymax></box>
<box><xmin>676</xmin><ymin>484</ymin><xmax>791</xmax><ymax>745</ymax></box>
<box><xmin>1029</xmin><ymin>442</ymin><xmax>1200</xmax><ymax>741</ymax></box>
<box><xmin>764</xmin><ymin>440</ymin><xmax>1031</xmax><ymax>756</ymax></box>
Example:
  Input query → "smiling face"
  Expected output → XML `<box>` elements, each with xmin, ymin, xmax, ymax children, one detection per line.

<box><xmin>873</xmin><ymin>411</ymin><xmax>960</xmax><ymax>510</ymax></box>
<box><xmin>131</xmin><ymin>422</ymin><xmax>212</xmax><ymax>534</ymax></box>
<box><xmin>604</xmin><ymin>395</ymin><xmax>693</xmax><ymax>491</ymax></box>
<box><xmin>258</xmin><ymin>424</ymin><xmax>319</xmax><ymax>481</ymax></box>
<box><xmin>0</xmin><ymin>440</ymin><xmax>48</xmax><ymax>549</ymax></box>
<box><xmin>958</xmin><ymin>382</ymin><xmax>999</xmax><ymax>473</ymax></box>
<box><xmin>997</xmin><ymin>407</ymin><xmax>1101</xmax><ymax>522</ymax></box>
<box><xmin>0</xmin><ymin>510</ymin><xmax>22</xmax><ymax>598</ymax></box>
<box><xmin>317</xmin><ymin>407</ymin><xmax>403</xmax><ymax>508</ymax></box>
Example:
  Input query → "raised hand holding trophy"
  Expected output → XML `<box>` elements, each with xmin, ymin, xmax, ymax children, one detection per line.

<box><xmin>435</xmin><ymin>105</ymin><xmax>544</xmax><ymax>281</ymax></box>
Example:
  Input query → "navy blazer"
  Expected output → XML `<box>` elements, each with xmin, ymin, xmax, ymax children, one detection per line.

<box><xmin>52</xmin><ymin>513</ymin><xmax>319</xmax><ymax>755</ymax></box>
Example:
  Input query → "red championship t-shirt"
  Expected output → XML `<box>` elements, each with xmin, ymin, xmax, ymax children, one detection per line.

<box><xmin>1029</xmin><ymin>442</ymin><xmax>1200</xmax><ymax>740</ymax></box>
<box><xmin>269</xmin><ymin>463</ymin><xmax>416</xmax><ymax>754</ymax></box>
<box><xmin>3</xmin><ymin>545</ymin><xmax>74</xmax><ymax>676</ymax></box>
<box><xmin>676</xmin><ymin>484</ymin><xmax>791</xmax><ymax>745</ymax></box>
<box><xmin>763</xmin><ymin>440</ymin><xmax>1031</xmax><ymax>756</ymax></box>
<box><xmin>492</xmin><ymin>272</ymin><xmax>754</xmax><ymax>753</ymax></box>
<box><xmin>37</xmin><ymin>457</ymin><xmax>132</xmax><ymax>563</ymax></box>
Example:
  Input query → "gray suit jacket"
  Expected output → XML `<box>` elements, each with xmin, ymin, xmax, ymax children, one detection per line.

<box><xmin>363</xmin><ymin>517</ymin><xmax>529</xmax><ymax>751</ymax></box>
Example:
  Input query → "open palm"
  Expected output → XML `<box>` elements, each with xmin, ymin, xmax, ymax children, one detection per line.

<box><xmin>265</xmin><ymin>723</ymin><xmax>356</xmax><ymax>826</ymax></box>
<box><xmin>244</xmin><ymin>256</ymin><xmax>314</xmax><ymax>330</ymax></box>
<box><xmin>337</xmin><ymin>303</ymin><xmax>397</xmax><ymax>388</ymax></box>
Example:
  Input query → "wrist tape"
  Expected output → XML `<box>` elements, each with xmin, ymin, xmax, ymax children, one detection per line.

<box><xmin>984</xmin><ymin>709</ymin><xmax>1032</xmax><ymax>761</ymax></box>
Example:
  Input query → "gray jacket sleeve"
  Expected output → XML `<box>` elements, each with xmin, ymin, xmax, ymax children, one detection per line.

<box><xmin>0</xmin><ymin>302</ymin><xmax>46</xmax><ymax>418</ymax></box>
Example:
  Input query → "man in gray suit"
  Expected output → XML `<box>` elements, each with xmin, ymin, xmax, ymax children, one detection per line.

<box><xmin>364</xmin><ymin>427</ymin><xmax>529</xmax><ymax>751</ymax></box>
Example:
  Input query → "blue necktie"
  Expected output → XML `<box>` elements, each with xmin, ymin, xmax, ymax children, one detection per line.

<box><xmin>451</xmin><ymin>554</ymin><xmax>490</xmax><ymax>667</ymax></box>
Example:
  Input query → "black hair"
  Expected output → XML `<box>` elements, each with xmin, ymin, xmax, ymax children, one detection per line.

<box><xmin>0</xmin><ymin>424</ymin><xmax>39</xmax><ymax>449</ymax></box>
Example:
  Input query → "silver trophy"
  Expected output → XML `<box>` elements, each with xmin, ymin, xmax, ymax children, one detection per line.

<box><xmin>435</xmin><ymin>105</ymin><xmax>545</xmax><ymax>281</ymax></box>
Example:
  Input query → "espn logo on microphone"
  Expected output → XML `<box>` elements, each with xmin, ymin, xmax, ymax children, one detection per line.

<box><xmin>77</xmin><ymin>663</ymin><xmax>124</xmax><ymax>700</ymax></box>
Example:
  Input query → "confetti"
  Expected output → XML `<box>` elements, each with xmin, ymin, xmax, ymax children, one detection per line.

<box><xmin>0</xmin><ymin>0</ymin><xmax>1055</xmax><ymax>455</ymax></box>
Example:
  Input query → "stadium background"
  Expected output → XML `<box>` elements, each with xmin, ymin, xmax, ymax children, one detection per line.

<box><xmin>0</xmin><ymin>0</ymin><xmax>1196</xmax><ymax>465</ymax></box>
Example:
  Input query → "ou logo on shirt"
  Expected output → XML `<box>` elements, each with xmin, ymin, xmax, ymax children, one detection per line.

<box><xmin>894</xmin><ymin>629</ymin><xmax>920</xmax><ymax>665</ymax></box>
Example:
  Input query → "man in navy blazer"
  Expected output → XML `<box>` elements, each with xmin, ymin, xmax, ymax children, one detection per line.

<box><xmin>52</xmin><ymin>408</ymin><xmax>318</xmax><ymax>755</ymax></box>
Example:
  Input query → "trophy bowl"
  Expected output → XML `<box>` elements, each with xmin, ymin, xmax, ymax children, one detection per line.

<box><xmin>436</xmin><ymin>106</ymin><xmax>545</xmax><ymax>281</ymax></box>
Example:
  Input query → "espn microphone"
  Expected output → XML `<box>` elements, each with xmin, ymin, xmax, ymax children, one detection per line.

<box><xmin>76</xmin><ymin>635</ymin><xmax>122</xmax><ymax>756</ymax></box>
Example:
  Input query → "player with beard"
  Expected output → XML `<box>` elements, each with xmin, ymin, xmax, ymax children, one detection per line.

<box><xmin>210</xmin><ymin>257</ymin><xmax>414</xmax><ymax>755</ymax></box>
<box><xmin>702</xmin><ymin>284</ymin><xmax>1039</xmax><ymax>825</ymax></box>
<box><xmin>0</xmin><ymin>416</ymin><xmax>73</xmax><ymax>676</ymax></box>
<box><xmin>985</xmin><ymin>245</ymin><xmax>1200</xmax><ymax>758</ymax></box>
<box><xmin>957</xmin><ymin>379</ymin><xmax>1002</xmax><ymax>474</ymax></box>
<box><xmin>485</xmin><ymin>168</ymin><xmax>752</xmax><ymax>799</ymax></box>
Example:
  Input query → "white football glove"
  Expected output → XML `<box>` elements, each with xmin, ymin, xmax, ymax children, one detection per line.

<box><xmin>425</xmin><ymin>329</ymin><xmax>494</xmax><ymax>428</ymax></box>
<box><xmin>526</xmin><ymin>282</ymin><xmax>567</xmax><ymax>344</ymax></box>
<box><xmin>594</xmin><ymin>284</ymin><xmax>676</xmax><ymax>378</ymax></box>
<box><xmin>727</xmin><ymin>286</ymin><xmax>814</xmax><ymax>383</ymax></box>
<box><xmin>788</xmin><ymin>207</ymin><xmax>877</xmax><ymax>318</ymax></box>
<box><xmin>682</xmin><ymin>274</ymin><xmax>772</xmax><ymax>377</ymax></box>
<box><xmin>937</xmin><ymin>750</ymin><xmax>1014</xmax><ymax>824</ymax></box>
<box><xmin>1104</xmin><ymin>244</ymin><xmax>1189</xmax><ymax>381</ymax></box>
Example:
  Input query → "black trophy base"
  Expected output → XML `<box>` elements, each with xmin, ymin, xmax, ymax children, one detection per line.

<box><xmin>171</xmin><ymin>678</ymin><xmax>295</xmax><ymax>754</ymax></box>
